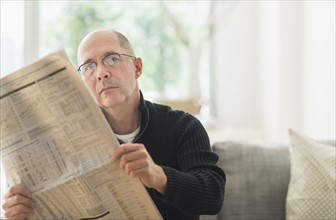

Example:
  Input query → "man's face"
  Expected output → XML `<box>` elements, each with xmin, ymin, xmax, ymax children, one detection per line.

<box><xmin>78</xmin><ymin>31</ymin><xmax>141</xmax><ymax>109</ymax></box>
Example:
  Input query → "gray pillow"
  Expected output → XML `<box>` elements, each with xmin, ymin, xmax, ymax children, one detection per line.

<box><xmin>213</xmin><ymin>141</ymin><xmax>290</xmax><ymax>220</ymax></box>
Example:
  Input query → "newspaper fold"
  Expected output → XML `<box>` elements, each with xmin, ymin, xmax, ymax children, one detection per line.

<box><xmin>0</xmin><ymin>51</ymin><xmax>161</xmax><ymax>220</ymax></box>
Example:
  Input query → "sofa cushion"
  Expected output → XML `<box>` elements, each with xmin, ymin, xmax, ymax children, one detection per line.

<box><xmin>213</xmin><ymin>141</ymin><xmax>290</xmax><ymax>220</ymax></box>
<box><xmin>286</xmin><ymin>129</ymin><xmax>336</xmax><ymax>220</ymax></box>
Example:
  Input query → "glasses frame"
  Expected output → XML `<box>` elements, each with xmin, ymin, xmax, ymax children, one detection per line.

<box><xmin>77</xmin><ymin>52</ymin><xmax>136</xmax><ymax>77</ymax></box>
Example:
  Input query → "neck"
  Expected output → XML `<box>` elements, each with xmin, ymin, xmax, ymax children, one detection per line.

<box><xmin>102</xmin><ymin>91</ymin><xmax>141</xmax><ymax>135</ymax></box>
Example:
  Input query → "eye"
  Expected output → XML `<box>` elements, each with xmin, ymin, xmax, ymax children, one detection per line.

<box><xmin>79</xmin><ymin>62</ymin><xmax>96</xmax><ymax>75</ymax></box>
<box><xmin>80</xmin><ymin>62</ymin><xmax>96</xmax><ymax>77</ymax></box>
<box><xmin>86</xmin><ymin>62</ymin><xmax>96</xmax><ymax>71</ymax></box>
<box><xmin>104</xmin><ymin>54</ymin><xmax>121</xmax><ymax>66</ymax></box>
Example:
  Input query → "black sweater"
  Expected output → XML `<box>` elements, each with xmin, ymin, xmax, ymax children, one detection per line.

<box><xmin>128</xmin><ymin>92</ymin><xmax>225</xmax><ymax>220</ymax></box>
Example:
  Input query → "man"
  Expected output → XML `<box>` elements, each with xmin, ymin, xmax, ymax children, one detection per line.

<box><xmin>2</xmin><ymin>29</ymin><xmax>225</xmax><ymax>220</ymax></box>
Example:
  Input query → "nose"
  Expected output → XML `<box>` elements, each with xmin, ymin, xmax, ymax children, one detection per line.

<box><xmin>96</xmin><ymin>64</ymin><xmax>111</xmax><ymax>81</ymax></box>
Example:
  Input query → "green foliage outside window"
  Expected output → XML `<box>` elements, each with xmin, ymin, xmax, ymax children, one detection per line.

<box><xmin>43</xmin><ymin>1</ymin><xmax>182</xmax><ymax>96</ymax></box>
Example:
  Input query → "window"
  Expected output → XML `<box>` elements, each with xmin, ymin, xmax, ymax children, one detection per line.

<box><xmin>0</xmin><ymin>2</ymin><xmax>213</xmax><ymax>216</ymax></box>
<box><xmin>0</xmin><ymin>1</ymin><xmax>24</xmax><ymax>76</ymax></box>
<box><xmin>38</xmin><ymin>1</ymin><xmax>212</xmax><ymax>103</ymax></box>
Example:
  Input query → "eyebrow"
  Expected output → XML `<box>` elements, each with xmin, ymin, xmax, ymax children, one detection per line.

<box><xmin>103</xmin><ymin>51</ymin><xmax>120</xmax><ymax>57</ymax></box>
<box><xmin>81</xmin><ymin>51</ymin><xmax>120</xmax><ymax>66</ymax></box>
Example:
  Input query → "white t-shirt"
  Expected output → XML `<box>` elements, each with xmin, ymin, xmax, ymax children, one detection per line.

<box><xmin>114</xmin><ymin>126</ymin><xmax>140</xmax><ymax>143</ymax></box>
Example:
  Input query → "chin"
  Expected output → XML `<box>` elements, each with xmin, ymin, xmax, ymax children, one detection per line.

<box><xmin>100</xmin><ymin>96</ymin><xmax>124</xmax><ymax>108</ymax></box>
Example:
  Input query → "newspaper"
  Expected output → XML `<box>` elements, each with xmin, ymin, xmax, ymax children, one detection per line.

<box><xmin>0</xmin><ymin>51</ymin><xmax>162</xmax><ymax>220</ymax></box>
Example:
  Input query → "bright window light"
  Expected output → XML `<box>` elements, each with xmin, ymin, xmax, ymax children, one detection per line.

<box><xmin>0</xmin><ymin>1</ymin><xmax>24</xmax><ymax>77</ymax></box>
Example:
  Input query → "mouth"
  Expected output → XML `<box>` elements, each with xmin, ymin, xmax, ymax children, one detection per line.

<box><xmin>99</xmin><ymin>86</ymin><xmax>117</xmax><ymax>94</ymax></box>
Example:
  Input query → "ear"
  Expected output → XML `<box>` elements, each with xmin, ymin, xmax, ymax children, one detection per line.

<box><xmin>134</xmin><ymin>58</ymin><xmax>143</xmax><ymax>79</ymax></box>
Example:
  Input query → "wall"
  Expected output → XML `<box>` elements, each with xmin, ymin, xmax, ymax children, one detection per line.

<box><xmin>210</xmin><ymin>1</ymin><xmax>335</xmax><ymax>142</ymax></box>
<box><xmin>302</xmin><ymin>2</ymin><xmax>335</xmax><ymax>140</ymax></box>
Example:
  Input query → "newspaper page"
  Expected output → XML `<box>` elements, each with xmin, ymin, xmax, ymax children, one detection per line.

<box><xmin>0</xmin><ymin>50</ymin><xmax>162</xmax><ymax>220</ymax></box>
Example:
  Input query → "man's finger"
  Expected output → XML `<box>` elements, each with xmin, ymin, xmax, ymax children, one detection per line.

<box><xmin>5</xmin><ymin>185</ymin><xmax>31</xmax><ymax>199</ymax></box>
<box><xmin>4</xmin><ymin>204</ymin><xmax>34</xmax><ymax>220</ymax></box>
<box><xmin>110</xmin><ymin>144</ymin><xmax>141</xmax><ymax>162</ymax></box>
<box><xmin>3</xmin><ymin>194</ymin><xmax>34</xmax><ymax>212</ymax></box>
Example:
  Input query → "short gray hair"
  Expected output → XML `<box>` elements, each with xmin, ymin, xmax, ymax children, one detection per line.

<box><xmin>113</xmin><ymin>30</ymin><xmax>135</xmax><ymax>56</ymax></box>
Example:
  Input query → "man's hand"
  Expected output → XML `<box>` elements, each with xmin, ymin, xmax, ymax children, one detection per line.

<box><xmin>2</xmin><ymin>184</ymin><xmax>34</xmax><ymax>220</ymax></box>
<box><xmin>111</xmin><ymin>143</ymin><xmax>167</xmax><ymax>194</ymax></box>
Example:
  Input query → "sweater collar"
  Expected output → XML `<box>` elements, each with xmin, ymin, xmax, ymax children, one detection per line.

<box><xmin>135</xmin><ymin>90</ymin><xmax>149</xmax><ymax>142</ymax></box>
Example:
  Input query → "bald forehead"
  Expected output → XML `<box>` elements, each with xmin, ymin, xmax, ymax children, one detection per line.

<box><xmin>77</xmin><ymin>30</ymin><xmax>122</xmax><ymax>64</ymax></box>
<box><xmin>82</xmin><ymin>30</ymin><xmax>117</xmax><ymax>45</ymax></box>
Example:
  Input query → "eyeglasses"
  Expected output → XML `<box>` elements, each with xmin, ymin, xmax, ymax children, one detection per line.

<box><xmin>77</xmin><ymin>53</ymin><xmax>136</xmax><ymax>77</ymax></box>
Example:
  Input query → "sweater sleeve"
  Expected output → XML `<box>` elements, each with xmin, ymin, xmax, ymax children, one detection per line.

<box><xmin>158</xmin><ymin>114</ymin><xmax>226</xmax><ymax>215</ymax></box>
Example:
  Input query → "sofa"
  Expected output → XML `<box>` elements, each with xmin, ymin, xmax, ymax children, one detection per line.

<box><xmin>201</xmin><ymin>129</ymin><xmax>335</xmax><ymax>220</ymax></box>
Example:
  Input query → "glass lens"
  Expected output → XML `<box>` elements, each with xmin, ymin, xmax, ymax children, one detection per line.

<box><xmin>81</xmin><ymin>62</ymin><xmax>96</xmax><ymax>76</ymax></box>
<box><xmin>103</xmin><ymin>54</ymin><xmax>121</xmax><ymax>66</ymax></box>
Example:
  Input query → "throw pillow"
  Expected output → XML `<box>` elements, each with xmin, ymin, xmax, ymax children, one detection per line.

<box><xmin>286</xmin><ymin>129</ymin><xmax>336</xmax><ymax>220</ymax></box>
<box><xmin>213</xmin><ymin>141</ymin><xmax>290</xmax><ymax>220</ymax></box>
